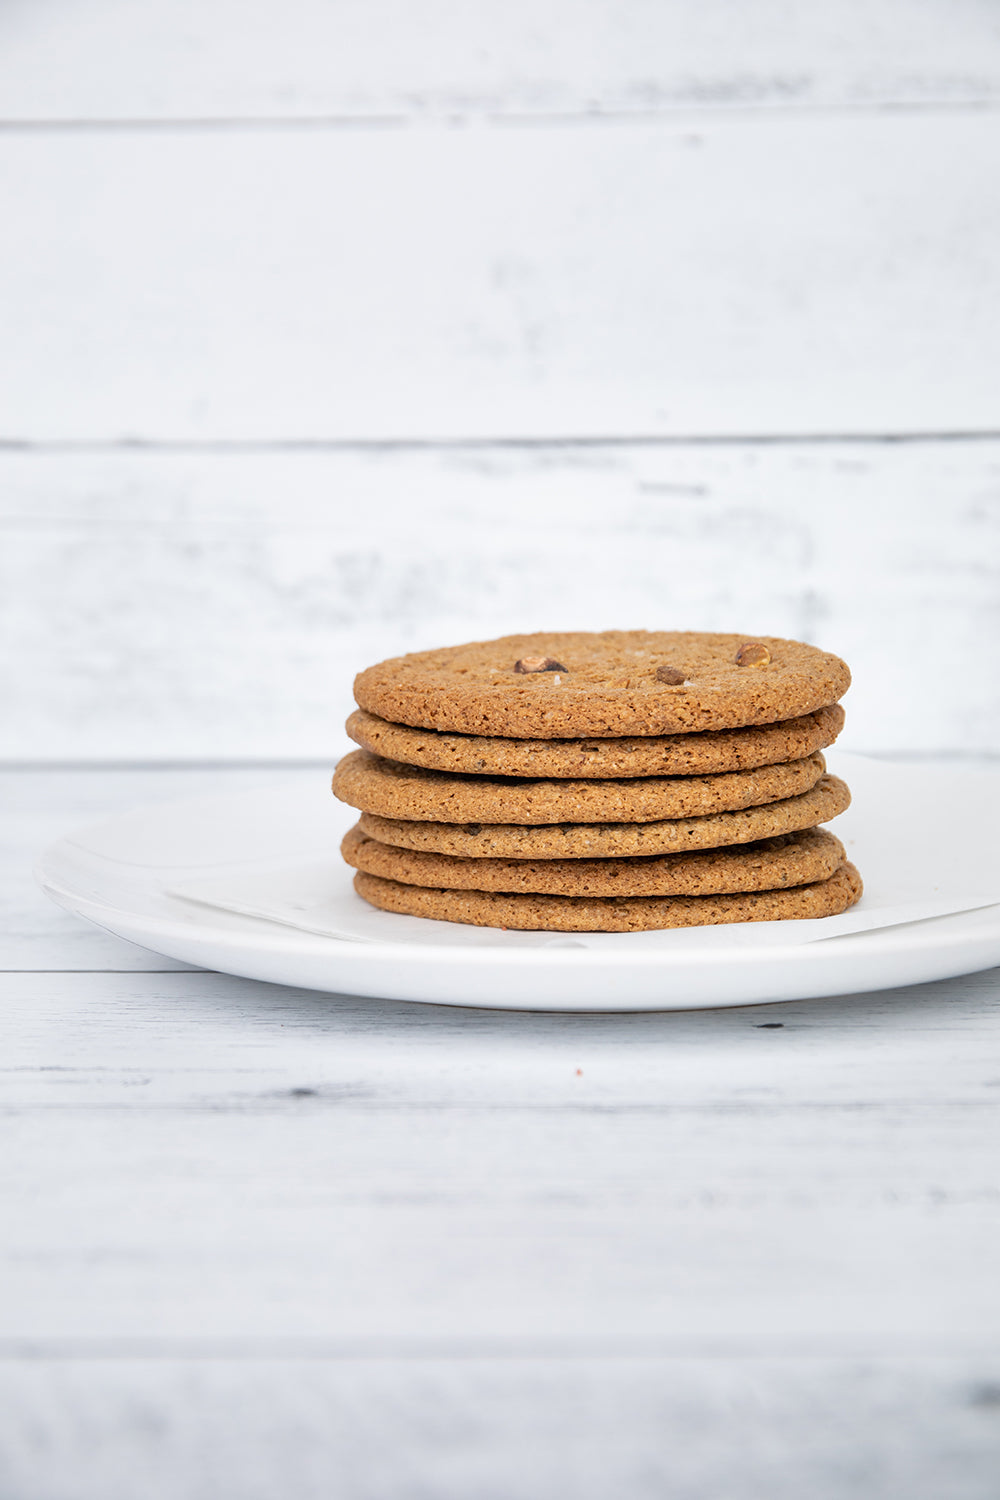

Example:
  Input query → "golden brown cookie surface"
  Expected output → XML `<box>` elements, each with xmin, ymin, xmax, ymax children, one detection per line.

<box><xmin>354</xmin><ymin>631</ymin><xmax>850</xmax><ymax>738</ymax></box>
<box><xmin>346</xmin><ymin>704</ymin><xmax>844</xmax><ymax>779</ymax></box>
<box><xmin>332</xmin><ymin>749</ymin><xmax>827</xmax><ymax>826</ymax></box>
<box><xmin>342</xmin><ymin>824</ymin><xmax>845</xmax><ymax>898</ymax></box>
<box><xmin>352</xmin><ymin>861</ymin><xmax>863</xmax><ymax>931</ymax></box>
<box><xmin>356</xmin><ymin>773</ymin><xmax>851</xmax><ymax>860</ymax></box>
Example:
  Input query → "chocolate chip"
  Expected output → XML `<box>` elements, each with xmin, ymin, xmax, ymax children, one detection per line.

<box><xmin>514</xmin><ymin>656</ymin><xmax>567</xmax><ymax>673</ymax></box>
<box><xmin>735</xmin><ymin>641</ymin><xmax>771</xmax><ymax>667</ymax></box>
<box><xmin>655</xmin><ymin>664</ymin><xmax>686</xmax><ymax>685</ymax></box>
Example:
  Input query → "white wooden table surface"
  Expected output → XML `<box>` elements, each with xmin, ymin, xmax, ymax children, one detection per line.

<box><xmin>4</xmin><ymin>764</ymin><xmax>1000</xmax><ymax>1499</ymax></box>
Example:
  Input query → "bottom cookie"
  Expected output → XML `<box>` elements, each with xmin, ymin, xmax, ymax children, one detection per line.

<box><xmin>353</xmin><ymin>861</ymin><xmax>863</xmax><ymax>932</ymax></box>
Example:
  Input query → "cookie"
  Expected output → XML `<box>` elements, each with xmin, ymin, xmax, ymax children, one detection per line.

<box><xmin>346</xmin><ymin>703</ymin><xmax>845</xmax><ymax>780</ymax></box>
<box><xmin>352</xmin><ymin>861</ymin><xmax>863</xmax><ymax>931</ymax></box>
<box><xmin>332</xmin><ymin>749</ymin><xmax>827</xmax><ymax>826</ymax></box>
<box><xmin>342</xmin><ymin>824</ymin><xmax>846</xmax><ymax>898</ymax></box>
<box><xmin>353</xmin><ymin>631</ymin><xmax>851</xmax><ymax>738</ymax></box>
<box><xmin>357</xmin><ymin>773</ymin><xmax>851</xmax><ymax>860</ymax></box>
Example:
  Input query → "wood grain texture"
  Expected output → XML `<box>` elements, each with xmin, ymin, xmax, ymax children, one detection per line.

<box><xmin>3</xmin><ymin>446</ymin><xmax>998</xmax><ymax>758</ymax></box>
<box><xmin>1</xmin><ymin>1359</ymin><xmax>999</xmax><ymax>1500</ymax></box>
<box><xmin>2</xmin><ymin>113</ymin><xmax>999</xmax><ymax>441</ymax></box>
<box><xmin>2</xmin><ymin>0</ymin><xmax>999</xmax><ymax>120</ymax></box>
<box><xmin>3</xmin><ymin>963</ymin><xmax>1000</xmax><ymax>1352</ymax></box>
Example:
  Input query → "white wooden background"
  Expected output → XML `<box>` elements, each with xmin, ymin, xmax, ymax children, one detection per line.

<box><xmin>2</xmin><ymin>0</ymin><xmax>1000</xmax><ymax>759</ymax></box>
<box><xmin>4</xmin><ymin>4</ymin><xmax>1000</xmax><ymax>1497</ymax></box>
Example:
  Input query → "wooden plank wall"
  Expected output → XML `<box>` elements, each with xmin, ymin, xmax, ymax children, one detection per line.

<box><xmin>2</xmin><ymin>0</ymin><xmax>999</xmax><ymax>759</ymax></box>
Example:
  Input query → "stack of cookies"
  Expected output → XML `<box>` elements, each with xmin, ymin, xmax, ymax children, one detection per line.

<box><xmin>332</xmin><ymin>631</ymin><xmax>861</xmax><ymax>932</ymax></box>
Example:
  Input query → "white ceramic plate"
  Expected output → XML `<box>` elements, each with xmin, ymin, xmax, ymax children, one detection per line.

<box><xmin>37</xmin><ymin>754</ymin><xmax>1000</xmax><ymax>1012</ymax></box>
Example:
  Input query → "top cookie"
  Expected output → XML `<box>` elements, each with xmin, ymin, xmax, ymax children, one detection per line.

<box><xmin>354</xmin><ymin>631</ymin><xmax>850</xmax><ymax>738</ymax></box>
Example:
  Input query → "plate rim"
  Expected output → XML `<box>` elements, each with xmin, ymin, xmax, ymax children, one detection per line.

<box><xmin>36</xmin><ymin>857</ymin><xmax>1000</xmax><ymax>973</ymax></box>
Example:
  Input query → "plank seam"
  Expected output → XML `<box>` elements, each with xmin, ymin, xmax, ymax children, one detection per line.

<box><xmin>0</xmin><ymin>1338</ymin><xmax>994</xmax><ymax>1360</ymax></box>
<box><xmin>1</xmin><ymin>100</ymin><xmax>999</xmax><ymax>132</ymax></box>
<box><xmin>3</xmin><ymin>432</ymin><xmax>1000</xmax><ymax>453</ymax></box>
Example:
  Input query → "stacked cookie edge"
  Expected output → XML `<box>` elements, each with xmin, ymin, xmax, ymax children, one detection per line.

<box><xmin>333</xmin><ymin>632</ymin><xmax>861</xmax><ymax>932</ymax></box>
